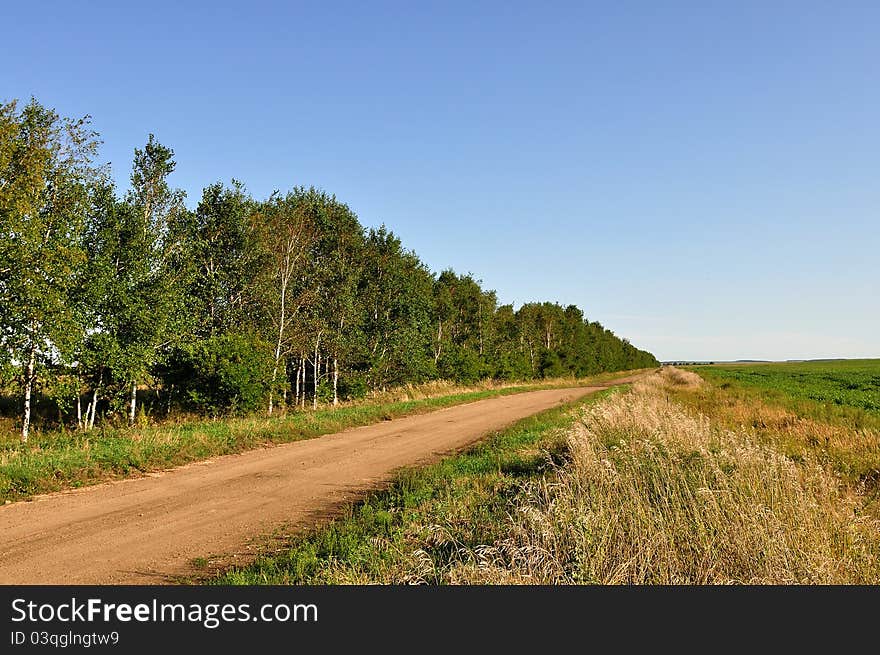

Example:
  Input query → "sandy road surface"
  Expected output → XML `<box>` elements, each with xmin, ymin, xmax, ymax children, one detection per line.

<box><xmin>0</xmin><ymin>377</ymin><xmax>638</xmax><ymax>584</ymax></box>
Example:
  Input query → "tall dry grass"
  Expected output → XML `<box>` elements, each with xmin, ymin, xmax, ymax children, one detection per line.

<box><xmin>444</xmin><ymin>368</ymin><xmax>880</xmax><ymax>584</ymax></box>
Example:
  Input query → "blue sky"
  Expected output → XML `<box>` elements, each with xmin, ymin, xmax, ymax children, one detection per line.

<box><xmin>3</xmin><ymin>1</ymin><xmax>878</xmax><ymax>361</ymax></box>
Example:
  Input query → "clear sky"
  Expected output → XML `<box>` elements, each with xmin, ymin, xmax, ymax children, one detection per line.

<box><xmin>3</xmin><ymin>1</ymin><xmax>878</xmax><ymax>362</ymax></box>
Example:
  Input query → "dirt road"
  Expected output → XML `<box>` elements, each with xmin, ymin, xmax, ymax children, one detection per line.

<box><xmin>0</xmin><ymin>378</ymin><xmax>636</xmax><ymax>584</ymax></box>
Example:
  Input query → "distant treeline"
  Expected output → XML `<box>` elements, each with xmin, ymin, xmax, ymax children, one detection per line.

<box><xmin>0</xmin><ymin>99</ymin><xmax>658</xmax><ymax>440</ymax></box>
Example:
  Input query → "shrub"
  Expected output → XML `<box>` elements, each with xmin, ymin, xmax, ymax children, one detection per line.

<box><xmin>539</xmin><ymin>349</ymin><xmax>566</xmax><ymax>378</ymax></box>
<box><xmin>438</xmin><ymin>346</ymin><xmax>483</xmax><ymax>384</ymax></box>
<box><xmin>162</xmin><ymin>333</ymin><xmax>272</xmax><ymax>415</ymax></box>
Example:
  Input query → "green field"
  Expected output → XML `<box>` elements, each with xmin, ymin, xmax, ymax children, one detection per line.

<box><xmin>673</xmin><ymin>360</ymin><xmax>880</xmax><ymax>488</ymax></box>
<box><xmin>691</xmin><ymin>359</ymin><xmax>880</xmax><ymax>421</ymax></box>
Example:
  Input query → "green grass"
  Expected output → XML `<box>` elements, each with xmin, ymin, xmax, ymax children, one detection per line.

<box><xmin>210</xmin><ymin>388</ymin><xmax>619</xmax><ymax>585</ymax></box>
<box><xmin>689</xmin><ymin>359</ymin><xmax>880</xmax><ymax>430</ymax></box>
<box><xmin>0</xmin><ymin>376</ymin><xmax>625</xmax><ymax>504</ymax></box>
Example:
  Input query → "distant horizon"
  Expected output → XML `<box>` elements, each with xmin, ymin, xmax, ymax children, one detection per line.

<box><xmin>661</xmin><ymin>356</ymin><xmax>880</xmax><ymax>363</ymax></box>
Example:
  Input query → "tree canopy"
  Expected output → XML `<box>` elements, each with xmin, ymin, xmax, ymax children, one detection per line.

<box><xmin>0</xmin><ymin>98</ymin><xmax>658</xmax><ymax>439</ymax></box>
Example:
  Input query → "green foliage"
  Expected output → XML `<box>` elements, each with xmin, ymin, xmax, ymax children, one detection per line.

<box><xmin>177</xmin><ymin>181</ymin><xmax>262</xmax><ymax>337</ymax></box>
<box><xmin>165</xmin><ymin>333</ymin><xmax>273</xmax><ymax>415</ymax></box>
<box><xmin>492</xmin><ymin>350</ymin><xmax>533</xmax><ymax>380</ymax></box>
<box><xmin>0</xmin><ymin>361</ymin><xmax>16</xmax><ymax>391</ymax></box>
<box><xmin>437</xmin><ymin>345</ymin><xmax>483</xmax><ymax>383</ymax></box>
<box><xmin>0</xmin><ymin>98</ymin><xmax>101</xmax><ymax>438</ymax></box>
<box><xmin>539</xmin><ymin>348</ymin><xmax>566</xmax><ymax>378</ymax></box>
<box><xmin>337</xmin><ymin>376</ymin><xmax>369</xmax><ymax>400</ymax></box>
<box><xmin>80</xmin><ymin>135</ymin><xmax>189</xmax><ymax>422</ymax></box>
<box><xmin>0</xmin><ymin>95</ymin><xmax>659</xmax><ymax>435</ymax></box>
<box><xmin>358</xmin><ymin>226</ymin><xmax>436</xmax><ymax>388</ymax></box>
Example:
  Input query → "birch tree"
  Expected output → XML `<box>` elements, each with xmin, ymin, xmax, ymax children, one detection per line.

<box><xmin>253</xmin><ymin>190</ymin><xmax>315</xmax><ymax>414</ymax></box>
<box><xmin>360</xmin><ymin>227</ymin><xmax>434</xmax><ymax>390</ymax></box>
<box><xmin>310</xmin><ymin>195</ymin><xmax>364</xmax><ymax>406</ymax></box>
<box><xmin>82</xmin><ymin>136</ymin><xmax>187</xmax><ymax>425</ymax></box>
<box><xmin>123</xmin><ymin>136</ymin><xmax>189</xmax><ymax>423</ymax></box>
<box><xmin>0</xmin><ymin>99</ymin><xmax>100</xmax><ymax>441</ymax></box>
<box><xmin>179</xmin><ymin>181</ymin><xmax>260</xmax><ymax>337</ymax></box>
<box><xmin>74</xmin><ymin>181</ymin><xmax>123</xmax><ymax>429</ymax></box>
<box><xmin>1</xmin><ymin>98</ymin><xmax>660</xmax><ymax>430</ymax></box>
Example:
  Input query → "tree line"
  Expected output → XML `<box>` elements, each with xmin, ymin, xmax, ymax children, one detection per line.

<box><xmin>0</xmin><ymin>99</ymin><xmax>658</xmax><ymax>441</ymax></box>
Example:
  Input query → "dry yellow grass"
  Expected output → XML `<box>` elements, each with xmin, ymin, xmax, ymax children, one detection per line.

<box><xmin>443</xmin><ymin>368</ymin><xmax>880</xmax><ymax>584</ymax></box>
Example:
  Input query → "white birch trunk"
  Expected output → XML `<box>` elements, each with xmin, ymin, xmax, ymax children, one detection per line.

<box><xmin>129</xmin><ymin>381</ymin><xmax>137</xmax><ymax>426</ymax></box>
<box><xmin>269</xmin><ymin>261</ymin><xmax>289</xmax><ymax>415</ymax></box>
<box><xmin>21</xmin><ymin>348</ymin><xmax>35</xmax><ymax>443</ymax></box>
<box><xmin>333</xmin><ymin>356</ymin><xmax>338</xmax><ymax>406</ymax></box>
<box><xmin>313</xmin><ymin>334</ymin><xmax>321</xmax><ymax>410</ymax></box>
<box><xmin>268</xmin><ymin>377</ymin><xmax>275</xmax><ymax>414</ymax></box>
<box><xmin>269</xmin><ymin>340</ymin><xmax>281</xmax><ymax>415</ymax></box>
<box><xmin>434</xmin><ymin>321</ymin><xmax>443</xmax><ymax>363</ymax></box>
<box><xmin>87</xmin><ymin>369</ymin><xmax>102</xmax><ymax>430</ymax></box>
<box><xmin>88</xmin><ymin>385</ymin><xmax>99</xmax><ymax>430</ymax></box>
<box><xmin>295</xmin><ymin>357</ymin><xmax>301</xmax><ymax>406</ymax></box>
<box><xmin>313</xmin><ymin>357</ymin><xmax>318</xmax><ymax>409</ymax></box>
<box><xmin>478</xmin><ymin>303</ymin><xmax>483</xmax><ymax>356</ymax></box>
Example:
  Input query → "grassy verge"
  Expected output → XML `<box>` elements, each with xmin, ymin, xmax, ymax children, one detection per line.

<box><xmin>211</xmin><ymin>388</ymin><xmax>618</xmax><ymax>584</ymax></box>
<box><xmin>0</xmin><ymin>373</ymin><xmax>633</xmax><ymax>504</ymax></box>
